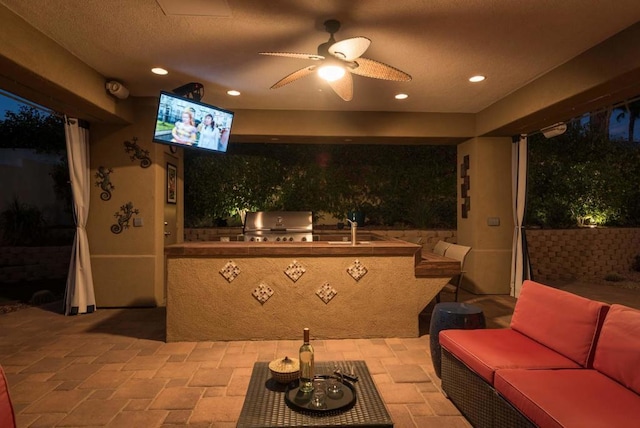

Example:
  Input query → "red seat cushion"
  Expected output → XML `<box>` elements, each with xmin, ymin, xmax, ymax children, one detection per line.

<box><xmin>440</xmin><ymin>328</ymin><xmax>580</xmax><ymax>384</ymax></box>
<box><xmin>510</xmin><ymin>280</ymin><xmax>609</xmax><ymax>367</ymax></box>
<box><xmin>495</xmin><ymin>369</ymin><xmax>640</xmax><ymax>428</ymax></box>
<box><xmin>0</xmin><ymin>366</ymin><xmax>16</xmax><ymax>428</ymax></box>
<box><xmin>593</xmin><ymin>304</ymin><xmax>640</xmax><ymax>395</ymax></box>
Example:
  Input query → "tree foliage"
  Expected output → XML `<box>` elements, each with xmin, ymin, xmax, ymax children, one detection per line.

<box><xmin>0</xmin><ymin>106</ymin><xmax>65</xmax><ymax>153</ymax></box>
<box><xmin>526</xmin><ymin>121</ymin><xmax>640</xmax><ymax>227</ymax></box>
<box><xmin>184</xmin><ymin>144</ymin><xmax>457</xmax><ymax>228</ymax></box>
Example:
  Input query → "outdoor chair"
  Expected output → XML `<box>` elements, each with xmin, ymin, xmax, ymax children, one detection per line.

<box><xmin>436</xmin><ymin>243</ymin><xmax>471</xmax><ymax>303</ymax></box>
<box><xmin>432</xmin><ymin>240</ymin><xmax>452</xmax><ymax>256</ymax></box>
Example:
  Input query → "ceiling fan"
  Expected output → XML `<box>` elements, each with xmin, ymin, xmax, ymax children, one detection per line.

<box><xmin>259</xmin><ymin>19</ymin><xmax>411</xmax><ymax>101</ymax></box>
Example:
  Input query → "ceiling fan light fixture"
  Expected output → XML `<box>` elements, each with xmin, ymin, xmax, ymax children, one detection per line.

<box><xmin>318</xmin><ymin>64</ymin><xmax>345</xmax><ymax>82</ymax></box>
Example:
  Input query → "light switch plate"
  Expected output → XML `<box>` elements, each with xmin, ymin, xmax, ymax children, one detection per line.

<box><xmin>487</xmin><ymin>217</ymin><xmax>500</xmax><ymax>226</ymax></box>
<box><xmin>133</xmin><ymin>218</ymin><xmax>143</xmax><ymax>227</ymax></box>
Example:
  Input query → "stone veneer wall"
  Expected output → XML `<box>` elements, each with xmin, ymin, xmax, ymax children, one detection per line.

<box><xmin>0</xmin><ymin>246</ymin><xmax>71</xmax><ymax>283</ymax></box>
<box><xmin>527</xmin><ymin>228</ymin><xmax>640</xmax><ymax>282</ymax></box>
<box><xmin>183</xmin><ymin>228</ymin><xmax>458</xmax><ymax>252</ymax></box>
<box><xmin>2</xmin><ymin>228</ymin><xmax>636</xmax><ymax>286</ymax></box>
<box><xmin>186</xmin><ymin>227</ymin><xmax>640</xmax><ymax>284</ymax></box>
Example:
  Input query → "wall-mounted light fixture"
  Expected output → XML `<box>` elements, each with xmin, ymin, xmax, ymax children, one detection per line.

<box><xmin>541</xmin><ymin>122</ymin><xmax>567</xmax><ymax>139</ymax></box>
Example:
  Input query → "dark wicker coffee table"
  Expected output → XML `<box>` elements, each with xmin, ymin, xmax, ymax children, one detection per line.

<box><xmin>237</xmin><ymin>360</ymin><xmax>393</xmax><ymax>427</ymax></box>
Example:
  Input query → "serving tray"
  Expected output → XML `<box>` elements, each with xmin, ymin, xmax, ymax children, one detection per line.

<box><xmin>284</xmin><ymin>375</ymin><xmax>356</xmax><ymax>414</ymax></box>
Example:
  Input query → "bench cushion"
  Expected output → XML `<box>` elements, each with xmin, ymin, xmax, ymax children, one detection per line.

<box><xmin>495</xmin><ymin>368</ymin><xmax>640</xmax><ymax>428</ymax></box>
<box><xmin>510</xmin><ymin>280</ymin><xmax>609</xmax><ymax>367</ymax></box>
<box><xmin>593</xmin><ymin>304</ymin><xmax>640</xmax><ymax>395</ymax></box>
<box><xmin>439</xmin><ymin>328</ymin><xmax>580</xmax><ymax>384</ymax></box>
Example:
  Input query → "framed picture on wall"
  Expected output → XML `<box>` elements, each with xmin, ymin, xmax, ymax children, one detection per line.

<box><xmin>167</xmin><ymin>163</ymin><xmax>177</xmax><ymax>204</ymax></box>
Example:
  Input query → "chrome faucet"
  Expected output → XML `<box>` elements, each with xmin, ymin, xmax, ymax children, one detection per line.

<box><xmin>346</xmin><ymin>218</ymin><xmax>358</xmax><ymax>245</ymax></box>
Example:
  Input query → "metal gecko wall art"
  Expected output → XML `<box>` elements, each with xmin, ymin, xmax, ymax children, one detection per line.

<box><xmin>111</xmin><ymin>202</ymin><xmax>140</xmax><ymax>234</ymax></box>
<box><xmin>123</xmin><ymin>137</ymin><xmax>151</xmax><ymax>168</ymax></box>
<box><xmin>95</xmin><ymin>166</ymin><xmax>115</xmax><ymax>201</ymax></box>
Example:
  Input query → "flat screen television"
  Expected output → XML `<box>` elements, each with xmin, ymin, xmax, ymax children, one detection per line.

<box><xmin>152</xmin><ymin>91</ymin><xmax>234</xmax><ymax>153</ymax></box>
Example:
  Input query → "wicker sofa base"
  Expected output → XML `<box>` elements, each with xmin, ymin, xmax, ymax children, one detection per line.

<box><xmin>441</xmin><ymin>348</ymin><xmax>534</xmax><ymax>428</ymax></box>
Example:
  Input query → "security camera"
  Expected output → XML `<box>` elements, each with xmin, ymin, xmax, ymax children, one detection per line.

<box><xmin>541</xmin><ymin>122</ymin><xmax>567</xmax><ymax>139</ymax></box>
<box><xmin>105</xmin><ymin>81</ymin><xmax>129</xmax><ymax>100</ymax></box>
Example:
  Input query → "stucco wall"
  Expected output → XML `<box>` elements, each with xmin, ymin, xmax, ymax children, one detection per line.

<box><xmin>167</xmin><ymin>254</ymin><xmax>448</xmax><ymax>341</ymax></box>
<box><xmin>456</xmin><ymin>137</ymin><xmax>514</xmax><ymax>295</ymax></box>
<box><xmin>527</xmin><ymin>228</ymin><xmax>640</xmax><ymax>282</ymax></box>
<box><xmin>88</xmin><ymin>97</ymin><xmax>182</xmax><ymax>307</ymax></box>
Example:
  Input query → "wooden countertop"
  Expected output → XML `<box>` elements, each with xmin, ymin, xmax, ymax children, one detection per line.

<box><xmin>165</xmin><ymin>238</ymin><xmax>421</xmax><ymax>257</ymax></box>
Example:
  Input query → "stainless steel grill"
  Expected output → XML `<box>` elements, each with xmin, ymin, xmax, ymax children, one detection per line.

<box><xmin>241</xmin><ymin>211</ymin><xmax>313</xmax><ymax>242</ymax></box>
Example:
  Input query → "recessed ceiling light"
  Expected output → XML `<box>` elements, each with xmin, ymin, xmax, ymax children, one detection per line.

<box><xmin>151</xmin><ymin>67</ymin><xmax>168</xmax><ymax>75</ymax></box>
<box><xmin>395</xmin><ymin>93</ymin><xmax>409</xmax><ymax>100</ymax></box>
<box><xmin>469</xmin><ymin>75</ymin><xmax>486</xmax><ymax>83</ymax></box>
<box><xmin>227</xmin><ymin>90</ymin><xmax>241</xmax><ymax>96</ymax></box>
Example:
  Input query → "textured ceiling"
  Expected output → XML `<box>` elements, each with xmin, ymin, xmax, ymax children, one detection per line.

<box><xmin>2</xmin><ymin>0</ymin><xmax>640</xmax><ymax>114</ymax></box>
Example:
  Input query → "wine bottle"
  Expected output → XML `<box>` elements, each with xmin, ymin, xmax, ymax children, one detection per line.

<box><xmin>299</xmin><ymin>327</ymin><xmax>314</xmax><ymax>393</ymax></box>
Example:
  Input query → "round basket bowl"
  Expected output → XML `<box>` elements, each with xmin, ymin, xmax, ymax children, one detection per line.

<box><xmin>269</xmin><ymin>356</ymin><xmax>300</xmax><ymax>384</ymax></box>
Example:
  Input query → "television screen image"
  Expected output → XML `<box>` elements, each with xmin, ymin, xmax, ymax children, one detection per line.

<box><xmin>152</xmin><ymin>91</ymin><xmax>234</xmax><ymax>153</ymax></box>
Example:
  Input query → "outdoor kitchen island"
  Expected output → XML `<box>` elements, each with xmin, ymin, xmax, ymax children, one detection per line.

<box><xmin>165</xmin><ymin>232</ymin><xmax>459</xmax><ymax>341</ymax></box>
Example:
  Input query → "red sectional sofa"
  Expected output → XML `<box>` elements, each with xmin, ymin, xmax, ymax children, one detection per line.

<box><xmin>0</xmin><ymin>365</ymin><xmax>16</xmax><ymax>428</ymax></box>
<box><xmin>439</xmin><ymin>280</ymin><xmax>640</xmax><ymax>428</ymax></box>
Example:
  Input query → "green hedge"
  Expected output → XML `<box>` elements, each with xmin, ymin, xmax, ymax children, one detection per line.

<box><xmin>184</xmin><ymin>143</ymin><xmax>458</xmax><ymax>228</ymax></box>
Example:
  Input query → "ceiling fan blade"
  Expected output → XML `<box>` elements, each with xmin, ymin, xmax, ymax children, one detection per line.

<box><xmin>350</xmin><ymin>57</ymin><xmax>412</xmax><ymax>81</ymax></box>
<box><xmin>327</xmin><ymin>72</ymin><xmax>353</xmax><ymax>101</ymax></box>
<box><xmin>328</xmin><ymin>37</ymin><xmax>371</xmax><ymax>61</ymax></box>
<box><xmin>259</xmin><ymin>52</ymin><xmax>324</xmax><ymax>61</ymax></box>
<box><xmin>270</xmin><ymin>65</ymin><xmax>317</xmax><ymax>89</ymax></box>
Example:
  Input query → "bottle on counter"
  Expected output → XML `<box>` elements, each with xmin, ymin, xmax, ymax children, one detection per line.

<box><xmin>299</xmin><ymin>327</ymin><xmax>315</xmax><ymax>393</ymax></box>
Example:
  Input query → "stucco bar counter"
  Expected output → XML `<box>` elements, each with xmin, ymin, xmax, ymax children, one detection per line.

<box><xmin>165</xmin><ymin>233</ymin><xmax>459</xmax><ymax>341</ymax></box>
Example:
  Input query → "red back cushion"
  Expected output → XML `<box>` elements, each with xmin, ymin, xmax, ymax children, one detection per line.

<box><xmin>510</xmin><ymin>280</ymin><xmax>609</xmax><ymax>367</ymax></box>
<box><xmin>593</xmin><ymin>304</ymin><xmax>640</xmax><ymax>394</ymax></box>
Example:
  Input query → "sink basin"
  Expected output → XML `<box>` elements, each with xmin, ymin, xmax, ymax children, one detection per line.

<box><xmin>327</xmin><ymin>241</ymin><xmax>371</xmax><ymax>245</ymax></box>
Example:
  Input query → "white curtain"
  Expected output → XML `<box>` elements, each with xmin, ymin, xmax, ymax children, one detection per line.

<box><xmin>64</xmin><ymin>117</ymin><xmax>96</xmax><ymax>315</ymax></box>
<box><xmin>510</xmin><ymin>135</ymin><xmax>531</xmax><ymax>297</ymax></box>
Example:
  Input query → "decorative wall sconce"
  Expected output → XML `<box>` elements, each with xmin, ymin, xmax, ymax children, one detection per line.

<box><xmin>123</xmin><ymin>137</ymin><xmax>151</xmax><ymax>168</ymax></box>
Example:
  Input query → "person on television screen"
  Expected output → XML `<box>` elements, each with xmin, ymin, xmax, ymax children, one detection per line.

<box><xmin>197</xmin><ymin>114</ymin><xmax>221</xmax><ymax>150</ymax></box>
<box><xmin>219</xmin><ymin>127</ymin><xmax>230</xmax><ymax>152</ymax></box>
<box><xmin>171</xmin><ymin>109</ymin><xmax>197</xmax><ymax>145</ymax></box>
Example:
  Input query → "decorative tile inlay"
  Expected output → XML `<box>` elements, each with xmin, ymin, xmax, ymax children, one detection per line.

<box><xmin>284</xmin><ymin>260</ymin><xmax>306</xmax><ymax>282</ymax></box>
<box><xmin>219</xmin><ymin>260</ymin><xmax>240</xmax><ymax>283</ymax></box>
<box><xmin>347</xmin><ymin>259</ymin><xmax>368</xmax><ymax>281</ymax></box>
<box><xmin>316</xmin><ymin>281</ymin><xmax>337</xmax><ymax>304</ymax></box>
<box><xmin>252</xmin><ymin>283</ymin><xmax>274</xmax><ymax>305</ymax></box>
